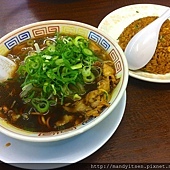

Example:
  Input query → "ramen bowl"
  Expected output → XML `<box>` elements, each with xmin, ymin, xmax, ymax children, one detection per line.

<box><xmin>0</xmin><ymin>20</ymin><xmax>128</xmax><ymax>142</ymax></box>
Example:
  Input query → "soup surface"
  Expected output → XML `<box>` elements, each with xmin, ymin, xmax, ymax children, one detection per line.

<box><xmin>0</xmin><ymin>33</ymin><xmax>119</xmax><ymax>132</ymax></box>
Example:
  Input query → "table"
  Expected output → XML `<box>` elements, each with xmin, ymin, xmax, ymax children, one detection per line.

<box><xmin>0</xmin><ymin>0</ymin><xmax>170</xmax><ymax>169</ymax></box>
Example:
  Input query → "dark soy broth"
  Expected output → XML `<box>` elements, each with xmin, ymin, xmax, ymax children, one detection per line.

<box><xmin>0</xmin><ymin>34</ymin><xmax>119</xmax><ymax>132</ymax></box>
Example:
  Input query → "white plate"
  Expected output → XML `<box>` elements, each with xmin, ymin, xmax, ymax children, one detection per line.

<box><xmin>98</xmin><ymin>4</ymin><xmax>170</xmax><ymax>83</ymax></box>
<box><xmin>0</xmin><ymin>92</ymin><xmax>126</xmax><ymax>170</ymax></box>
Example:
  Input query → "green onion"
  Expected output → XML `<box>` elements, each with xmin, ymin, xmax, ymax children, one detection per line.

<box><xmin>71</xmin><ymin>63</ymin><xmax>82</xmax><ymax>70</ymax></box>
<box><xmin>82</xmin><ymin>48</ymin><xmax>93</xmax><ymax>56</ymax></box>
<box><xmin>17</xmin><ymin>34</ymin><xmax>100</xmax><ymax>113</ymax></box>
<box><xmin>31</xmin><ymin>98</ymin><xmax>49</xmax><ymax>113</ymax></box>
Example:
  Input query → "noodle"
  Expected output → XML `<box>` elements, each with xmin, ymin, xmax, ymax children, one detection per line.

<box><xmin>118</xmin><ymin>16</ymin><xmax>170</xmax><ymax>74</ymax></box>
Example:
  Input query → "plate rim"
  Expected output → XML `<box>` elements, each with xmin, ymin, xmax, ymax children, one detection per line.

<box><xmin>98</xmin><ymin>3</ymin><xmax>170</xmax><ymax>83</ymax></box>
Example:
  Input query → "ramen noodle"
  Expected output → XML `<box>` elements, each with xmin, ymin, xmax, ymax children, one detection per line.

<box><xmin>118</xmin><ymin>16</ymin><xmax>170</xmax><ymax>74</ymax></box>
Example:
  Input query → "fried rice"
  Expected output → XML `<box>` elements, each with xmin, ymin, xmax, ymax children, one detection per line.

<box><xmin>118</xmin><ymin>16</ymin><xmax>170</xmax><ymax>74</ymax></box>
